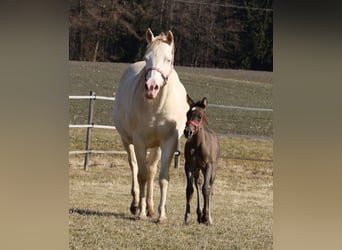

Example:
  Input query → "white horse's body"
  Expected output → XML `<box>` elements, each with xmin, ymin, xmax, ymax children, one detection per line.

<box><xmin>113</xmin><ymin>29</ymin><xmax>188</xmax><ymax>222</ymax></box>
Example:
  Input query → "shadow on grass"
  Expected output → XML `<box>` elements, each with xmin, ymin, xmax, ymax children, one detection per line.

<box><xmin>69</xmin><ymin>208</ymin><xmax>137</xmax><ymax>221</ymax></box>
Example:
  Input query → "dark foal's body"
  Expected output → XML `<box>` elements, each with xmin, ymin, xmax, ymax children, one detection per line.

<box><xmin>183</xmin><ymin>96</ymin><xmax>220</xmax><ymax>225</ymax></box>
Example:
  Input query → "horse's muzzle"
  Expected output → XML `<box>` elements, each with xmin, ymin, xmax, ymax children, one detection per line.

<box><xmin>145</xmin><ymin>82</ymin><xmax>160</xmax><ymax>99</ymax></box>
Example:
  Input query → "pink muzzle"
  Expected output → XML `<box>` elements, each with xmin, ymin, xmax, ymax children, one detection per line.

<box><xmin>144</xmin><ymin>66</ymin><xmax>173</xmax><ymax>99</ymax></box>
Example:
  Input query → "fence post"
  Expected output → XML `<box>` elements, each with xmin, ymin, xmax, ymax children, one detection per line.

<box><xmin>174</xmin><ymin>139</ymin><xmax>180</xmax><ymax>168</ymax></box>
<box><xmin>84</xmin><ymin>91</ymin><xmax>95</xmax><ymax>171</ymax></box>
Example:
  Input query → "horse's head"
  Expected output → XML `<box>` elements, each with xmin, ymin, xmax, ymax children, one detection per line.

<box><xmin>184</xmin><ymin>95</ymin><xmax>209</xmax><ymax>140</ymax></box>
<box><xmin>144</xmin><ymin>28</ymin><xmax>174</xmax><ymax>99</ymax></box>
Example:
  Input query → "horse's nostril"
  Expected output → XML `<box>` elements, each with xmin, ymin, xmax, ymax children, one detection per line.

<box><xmin>154</xmin><ymin>85</ymin><xmax>159</xmax><ymax>90</ymax></box>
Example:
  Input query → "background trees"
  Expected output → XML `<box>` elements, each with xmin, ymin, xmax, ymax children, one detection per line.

<box><xmin>69</xmin><ymin>0</ymin><xmax>273</xmax><ymax>71</ymax></box>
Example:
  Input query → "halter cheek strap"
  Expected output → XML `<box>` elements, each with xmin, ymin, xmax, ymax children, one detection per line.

<box><xmin>145</xmin><ymin>53</ymin><xmax>174</xmax><ymax>85</ymax></box>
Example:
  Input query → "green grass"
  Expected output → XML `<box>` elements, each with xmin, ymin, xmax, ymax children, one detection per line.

<box><xmin>69</xmin><ymin>61</ymin><xmax>273</xmax><ymax>249</ymax></box>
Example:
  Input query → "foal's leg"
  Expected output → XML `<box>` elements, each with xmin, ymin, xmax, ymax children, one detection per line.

<box><xmin>194</xmin><ymin>169</ymin><xmax>202</xmax><ymax>224</ymax></box>
<box><xmin>146</xmin><ymin>147</ymin><xmax>161</xmax><ymax>217</ymax></box>
<box><xmin>208</xmin><ymin>163</ymin><xmax>218</xmax><ymax>224</ymax></box>
<box><xmin>202</xmin><ymin>165</ymin><xmax>213</xmax><ymax>225</ymax></box>
<box><xmin>122</xmin><ymin>141</ymin><xmax>139</xmax><ymax>215</ymax></box>
<box><xmin>184</xmin><ymin>163</ymin><xmax>194</xmax><ymax>225</ymax></box>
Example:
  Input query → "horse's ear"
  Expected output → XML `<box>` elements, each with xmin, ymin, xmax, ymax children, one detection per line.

<box><xmin>146</xmin><ymin>28</ymin><xmax>154</xmax><ymax>44</ymax></box>
<box><xmin>186</xmin><ymin>94</ymin><xmax>195</xmax><ymax>107</ymax></box>
<box><xmin>201</xmin><ymin>97</ymin><xmax>208</xmax><ymax>108</ymax></box>
<box><xmin>166</xmin><ymin>30</ymin><xmax>174</xmax><ymax>45</ymax></box>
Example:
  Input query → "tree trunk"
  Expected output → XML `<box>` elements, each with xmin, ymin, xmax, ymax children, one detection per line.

<box><xmin>93</xmin><ymin>39</ymin><xmax>99</xmax><ymax>62</ymax></box>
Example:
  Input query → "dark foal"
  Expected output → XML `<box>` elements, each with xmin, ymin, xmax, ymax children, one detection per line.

<box><xmin>183</xmin><ymin>95</ymin><xmax>220</xmax><ymax>225</ymax></box>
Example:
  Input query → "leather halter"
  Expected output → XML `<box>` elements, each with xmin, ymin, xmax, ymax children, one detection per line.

<box><xmin>186</xmin><ymin>111</ymin><xmax>208</xmax><ymax>135</ymax></box>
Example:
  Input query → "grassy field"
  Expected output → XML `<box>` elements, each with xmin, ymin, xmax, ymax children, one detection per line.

<box><xmin>69</xmin><ymin>61</ymin><xmax>272</xmax><ymax>137</ymax></box>
<box><xmin>69</xmin><ymin>61</ymin><xmax>273</xmax><ymax>249</ymax></box>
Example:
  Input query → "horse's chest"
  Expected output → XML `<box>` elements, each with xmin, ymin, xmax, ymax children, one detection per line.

<box><xmin>136</xmin><ymin>114</ymin><xmax>176</xmax><ymax>143</ymax></box>
<box><xmin>141</xmin><ymin>116</ymin><xmax>164</xmax><ymax>132</ymax></box>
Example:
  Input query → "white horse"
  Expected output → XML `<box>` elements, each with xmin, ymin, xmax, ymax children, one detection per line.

<box><xmin>113</xmin><ymin>28</ymin><xmax>188</xmax><ymax>223</ymax></box>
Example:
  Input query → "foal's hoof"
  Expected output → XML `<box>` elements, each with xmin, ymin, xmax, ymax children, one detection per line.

<box><xmin>201</xmin><ymin>216</ymin><xmax>212</xmax><ymax>226</ymax></box>
<box><xmin>184</xmin><ymin>214</ymin><xmax>191</xmax><ymax>225</ymax></box>
<box><xmin>130</xmin><ymin>204</ymin><xmax>139</xmax><ymax>215</ymax></box>
<box><xmin>197</xmin><ymin>217</ymin><xmax>202</xmax><ymax>224</ymax></box>
<box><xmin>203</xmin><ymin>220</ymin><xmax>212</xmax><ymax>226</ymax></box>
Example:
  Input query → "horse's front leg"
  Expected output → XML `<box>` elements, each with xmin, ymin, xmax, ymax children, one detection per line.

<box><xmin>184</xmin><ymin>163</ymin><xmax>194</xmax><ymax>225</ymax></box>
<box><xmin>158</xmin><ymin>135</ymin><xmax>177</xmax><ymax>223</ymax></box>
<box><xmin>133</xmin><ymin>135</ymin><xmax>148</xmax><ymax>220</ymax></box>
<box><xmin>122</xmin><ymin>141</ymin><xmax>139</xmax><ymax>215</ymax></box>
<box><xmin>202</xmin><ymin>164</ymin><xmax>213</xmax><ymax>225</ymax></box>
<box><xmin>146</xmin><ymin>147</ymin><xmax>161</xmax><ymax>217</ymax></box>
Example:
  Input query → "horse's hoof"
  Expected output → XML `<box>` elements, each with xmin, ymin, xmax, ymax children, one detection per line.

<box><xmin>156</xmin><ymin>217</ymin><xmax>168</xmax><ymax>224</ymax></box>
<box><xmin>138</xmin><ymin>213</ymin><xmax>148</xmax><ymax>220</ymax></box>
<box><xmin>130</xmin><ymin>204</ymin><xmax>139</xmax><ymax>215</ymax></box>
<box><xmin>147</xmin><ymin>209</ymin><xmax>156</xmax><ymax>218</ymax></box>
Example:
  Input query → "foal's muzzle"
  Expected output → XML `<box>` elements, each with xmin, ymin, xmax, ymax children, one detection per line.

<box><xmin>184</xmin><ymin>127</ymin><xmax>193</xmax><ymax>139</ymax></box>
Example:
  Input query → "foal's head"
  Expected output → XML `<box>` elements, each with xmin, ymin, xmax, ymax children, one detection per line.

<box><xmin>144</xmin><ymin>28</ymin><xmax>174</xmax><ymax>99</ymax></box>
<box><xmin>184</xmin><ymin>95</ymin><xmax>208</xmax><ymax>140</ymax></box>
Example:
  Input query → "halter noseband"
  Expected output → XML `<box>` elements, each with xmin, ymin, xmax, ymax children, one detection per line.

<box><xmin>186</xmin><ymin>111</ymin><xmax>208</xmax><ymax>135</ymax></box>
<box><xmin>145</xmin><ymin>65</ymin><xmax>173</xmax><ymax>85</ymax></box>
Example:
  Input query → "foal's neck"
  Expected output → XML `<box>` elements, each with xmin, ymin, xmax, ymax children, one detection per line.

<box><xmin>192</xmin><ymin>126</ymin><xmax>207</xmax><ymax>147</ymax></box>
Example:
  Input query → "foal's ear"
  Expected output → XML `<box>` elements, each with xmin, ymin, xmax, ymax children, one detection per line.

<box><xmin>186</xmin><ymin>94</ymin><xmax>195</xmax><ymax>107</ymax></box>
<box><xmin>201</xmin><ymin>97</ymin><xmax>208</xmax><ymax>107</ymax></box>
<box><xmin>166</xmin><ymin>30</ymin><xmax>174</xmax><ymax>45</ymax></box>
<box><xmin>146</xmin><ymin>28</ymin><xmax>154</xmax><ymax>44</ymax></box>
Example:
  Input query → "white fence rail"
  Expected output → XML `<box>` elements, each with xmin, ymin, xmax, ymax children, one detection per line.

<box><xmin>69</xmin><ymin>92</ymin><xmax>272</xmax><ymax>170</ymax></box>
<box><xmin>69</xmin><ymin>94</ymin><xmax>273</xmax><ymax>112</ymax></box>
<box><xmin>69</xmin><ymin>124</ymin><xmax>116</xmax><ymax>130</ymax></box>
<box><xmin>209</xmin><ymin>103</ymin><xmax>273</xmax><ymax>112</ymax></box>
<box><xmin>69</xmin><ymin>95</ymin><xmax>115</xmax><ymax>101</ymax></box>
